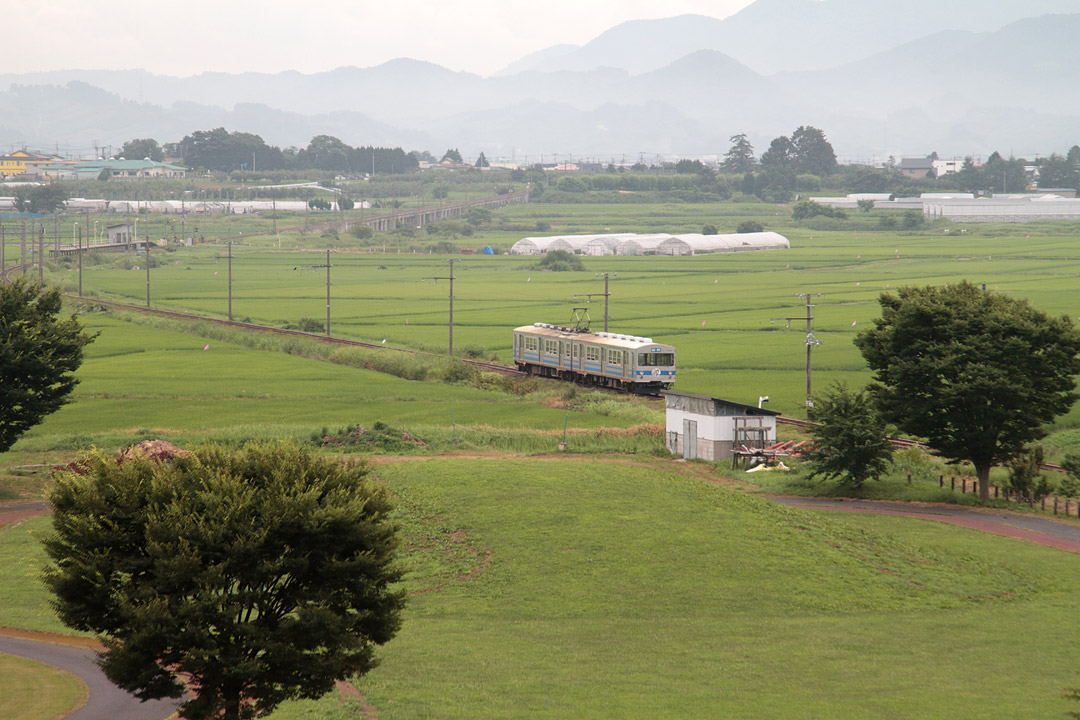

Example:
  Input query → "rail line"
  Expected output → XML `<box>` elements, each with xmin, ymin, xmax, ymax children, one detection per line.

<box><xmin>65</xmin><ymin>295</ymin><xmax>527</xmax><ymax>378</ymax></box>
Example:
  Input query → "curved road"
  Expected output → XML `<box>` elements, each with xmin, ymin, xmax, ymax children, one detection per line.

<box><xmin>768</xmin><ymin>496</ymin><xmax>1080</xmax><ymax>553</ymax></box>
<box><xmin>0</xmin><ymin>502</ymin><xmax>182</xmax><ymax>720</ymax></box>
<box><xmin>0</xmin><ymin>633</ymin><xmax>183</xmax><ymax>720</ymax></box>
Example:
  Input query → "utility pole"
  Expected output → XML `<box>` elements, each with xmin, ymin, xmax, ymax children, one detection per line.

<box><xmin>773</xmin><ymin>293</ymin><xmax>821</xmax><ymax>417</ymax></box>
<box><xmin>38</xmin><ymin>226</ymin><xmax>44</xmax><ymax>284</ymax></box>
<box><xmin>424</xmin><ymin>259</ymin><xmax>458</xmax><ymax>355</ymax></box>
<box><xmin>325</xmin><ymin>248</ymin><xmax>331</xmax><ymax>337</ymax></box>
<box><xmin>145</xmin><ymin>237</ymin><xmax>151</xmax><ymax>307</ymax></box>
<box><xmin>575</xmin><ymin>273</ymin><xmax>615</xmax><ymax>332</ymax></box>
<box><xmin>77</xmin><ymin>228</ymin><xmax>83</xmax><ymax>296</ymax></box>
<box><xmin>228</xmin><ymin>241</ymin><xmax>233</xmax><ymax>321</ymax></box>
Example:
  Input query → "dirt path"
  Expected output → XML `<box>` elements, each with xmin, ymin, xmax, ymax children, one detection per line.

<box><xmin>768</xmin><ymin>496</ymin><xmax>1080</xmax><ymax>553</ymax></box>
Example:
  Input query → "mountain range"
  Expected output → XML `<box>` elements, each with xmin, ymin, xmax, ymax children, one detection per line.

<box><xmin>1</xmin><ymin>0</ymin><xmax>1078</xmax><ymax>162</ymax></box>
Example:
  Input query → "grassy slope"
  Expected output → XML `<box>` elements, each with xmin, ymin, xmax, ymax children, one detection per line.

<box><xmin>260</xmin><ymin>459</ymin><xmax>1080</xmax><ymax>720</ymax></box>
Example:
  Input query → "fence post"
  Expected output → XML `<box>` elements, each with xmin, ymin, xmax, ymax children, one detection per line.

<box><xmin>961</xmin><ymin>478</ymin><xmax>966</xmax><ymax>494</ymax></box>
<box><xmin>1067</xmin><ymin>499</ymin><xmax>1071</xmax><ymax>516</ymax></box>
<box><xmin>1041</xmin><ymin>496</ymin><xmax>1046</xmax><ymax>511</ymax></box>
<box><xmin>907</xmin><ymin>474</ymin><xmax>912</xmax><ymax>485</ymax></box>
<box><xmin>939</xmin><ymin>475</ymin><xmax>944</xmax><ymax>488</ymax></box>
<box><xmin>951</xmin><ymin>477</ymin><xmax>955</xmax><ymax>490</ymax></box>
<box><xmin>1054</xmin><ymin>496</ymin><xmax>1059</xmax><ymax>515</ymax></box>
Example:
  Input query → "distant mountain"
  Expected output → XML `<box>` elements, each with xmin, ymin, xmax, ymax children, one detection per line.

<box><xmin>3</xmin><ymin>5</ymin><xmax>1080</xmax><ymax>161</ymax></box>
<box><xmin>512</xmin><ymin>0</ymin><xmax>1080</xmax><ymax>75</ymax></box>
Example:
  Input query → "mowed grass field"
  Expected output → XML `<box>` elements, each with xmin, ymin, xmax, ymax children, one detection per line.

<box><xmin>258</xmin><ymin>458</ymin><xmax>1080</xmax><ymax>719</ymax></box>
<box><xmin>5</xmin><ymin>460</ymin><xmax>1080</xmax><ymax>719</ymax></box>
<box><xmin>0</xmin><ymin>653</ymin><xmax>87</xmax><ymax>720</ymax></box>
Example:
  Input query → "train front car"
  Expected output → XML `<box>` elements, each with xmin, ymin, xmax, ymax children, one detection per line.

<box><xmin>513</xmin><ymin>323</ymin><xmax>676</xmax><ymax>394</ymax></box>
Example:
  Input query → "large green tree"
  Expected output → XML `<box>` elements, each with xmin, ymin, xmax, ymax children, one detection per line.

<box><xmin>855</xmin><ymin>282</ymin><xmax>1080</xmax><ymax>500</ymax></box>
<box><xmin>721</xmin><ymin>133</ymin><xmax>756</xmax><ymax>173</ymax></box>
<box><xmin>790</xmin><ymin>125</ymin><xmax>838</xmax><ymax>177</ymax></box>
<box><xmin>44</xmin><ymin>442</ymin><xmax>405</xmax><ymax>720</ymax></box>
<box><xmin>119</xmin><ymin>137</ymin><xmax>164</xmax><ymax>162</ymax></box>
<box><xmin>0</xmin><ymin>279</ymin><xmax>95</xmax><ymax>452</ymax></box>
<box><xmin>803</xmin><ymin>383</ymin><xmax>894</xmax><ymax>489</ymax></box>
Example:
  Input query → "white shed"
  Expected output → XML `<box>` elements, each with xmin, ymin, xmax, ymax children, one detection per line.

<box><xmin>664</xmin><ymin>391</ymin><xmax>780</xmax><ymax>460</ymax></box>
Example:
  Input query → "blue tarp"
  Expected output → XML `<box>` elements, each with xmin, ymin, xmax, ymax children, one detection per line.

<box><xmin>482</xmin><ymin>245</ymin><xmax>495</xmax><ymax>255</ymax></box>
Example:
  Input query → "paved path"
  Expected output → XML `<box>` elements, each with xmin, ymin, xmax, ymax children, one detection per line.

<box><xmin>1</xmin><ymin>503</ymin><xmax>183</xmax><ymax>719</ymax></box>
<box><xmin>0</xmin><ymin>633</ymin><xmax>183</xmax><ymax>720</ymax></box>
<box><xmin>768</xmin><ymin>496</ymin><xmax>1080</xmax><ymax>553</ymax></box>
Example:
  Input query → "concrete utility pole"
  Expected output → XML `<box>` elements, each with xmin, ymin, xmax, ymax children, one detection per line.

<box><xmin>38</xmin><ymin>226</ymin><xmax>44</xmax><ymax>284</ymax></box>
<box><xmin>326</xmin><ymin>248</ymin><xmax>331</xmax><ymax>337</ymax></box>
<box><xmin>425</xmin><ymin>259</ymin><xmax>458</xmax><ymax>356</ymax></box>
<box><xmin>145</xmin><ymin>238</ymin><xmax>151</xmax><ymax>307</ymax></box>
<box><xmin>227</xmin><ymin>242</ymin><xmax>233</xmax><ymax>321</ymax></box>
<box><xmin>77</xmin><ymin>228</ymin><xmax>83</xmax><ymax>296</ymax></box>
<box><xmin>773</xmin><ymin>293</ymin><xmax>822</xmax><ymax>418</ymax></box>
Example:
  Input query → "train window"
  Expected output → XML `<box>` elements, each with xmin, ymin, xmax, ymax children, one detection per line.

<box><xmin>525</xmin><ymin>337</ymin><xmax>538</xmax><ymax>351</ymax></box>
<box><xmin>564</xmin><ymin>343</ymin><xmax>571</xmax><ymax>358</ymax></box>
<box><xmin>608</xmin><ymin>349</ymin><xmax>622</xmax><ymax>364</ymax></box>
<box><xmin>638</xmin><ymin>352</ymin><xmax>674</xmax><ymax>366</ymax></box>
<box><xmin>573</xmin><ymin>345</ymin><xmax>580</xmax><ymax>358</ymax></box>
<box><xmin>544</xmin><ymin>339</ymin><xmax>558</xmax><ymax>354</ymax></box>
<box><xmin>586</xmin><ymin>346</ymin><xmax>600</xmax><ymax>362</ymax></box>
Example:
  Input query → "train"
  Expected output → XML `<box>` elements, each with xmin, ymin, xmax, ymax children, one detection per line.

<box><xmin>512</xmin><ymin>322</ymin><xmax>676</xmax><ymax>394</ymax></box>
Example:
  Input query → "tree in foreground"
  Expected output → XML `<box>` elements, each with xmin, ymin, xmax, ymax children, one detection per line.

<box><xmin>44</xmin><ymin>442</ymin><xmax>405</xmax><ymax>720</ymax></box>
<box><xmin>855</xmin><ymin>282</ymin><xmax>1080</xmax><ymax>500</ymax></box>
<box><xmin>0</xmin><ymin>278</ymin><xmax>95</xmax><ymax>453</ymax></box>
<box><xmin>802</xmin><ymin>383</ymin><xmax>894</xmax><ymax>489</ymax></box>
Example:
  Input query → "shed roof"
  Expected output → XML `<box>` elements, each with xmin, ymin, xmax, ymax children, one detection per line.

<box><xmin>663</xmin><ymin>391</ymin><xmax>781</xmax><ymax>417</ymax></box>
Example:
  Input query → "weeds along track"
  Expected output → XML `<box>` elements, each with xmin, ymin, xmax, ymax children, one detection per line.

<box><xmin>65</xmin><ymin>295</ymin><xmax>528</xmax><ymax>378</ymax></box>
<box><xmin>776</xmin><ymin>417</ymin><xmax>1065</xmax><ymax>472</ymax></box>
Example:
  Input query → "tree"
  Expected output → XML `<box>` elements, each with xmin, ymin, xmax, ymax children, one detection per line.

<box><xmin>44</xmin><ymin>442</ymin><xmax>405</xmax><ymax>720</ymax></box>
<box><xmin>790</xmin><ymin>126</ymin><xmax>838</xmax><ymax>177</ymax></box>
<box><xmin>1037</xmin><ymin>153</ymin><xmax>1079</xmax><ymax>191</ymax></box>
<box><xmin>856</xmin><ymin>199</ymin><xmax>875</xmax><ymax>212</ymax></box>
<box><xmin>0</xmin><ymin>279</ymin><xmax>96</xmax><ymax>453</ymax></box>
<box><xmin>855</xmin><ymin>282</ymin><xmax>1080</xmax><ymax>500</ymax></box>
<box><xmin>701</xmin><ymin>224</ymin><xmax>718</xmax><ymax>235</ymax></box>
<box><xmin>675</xmin><ymin>158</ymin><xmax>712</xmax><ymax>177</ymax></box>
<box><xmin>1005</xmin><ymin>445</ymin><xmax>1051</xmax><ymax>503</ymax></box>
<box><xmin>736</xmin><ymin>220</ymin><xmax>764</xmax><ymax>233</ymax></box>
<box><xmin>722</xmin><ymin>133</ymin><xmax>756</xmax><ymax>174</ymax></box>
<box><xmin>802</xmin><ymin>383</ymin><xmax>894</xmax><ymax>489</ymax></box>
<box><xmin>792</xmin><ymin>200</ymin><xmax>846</xmax><ymax>222</ymax></box>
<box><xmin>12</xmin><ymin>185</ymin><xmax>68</xmax><ymax>214</ymax></box>
<box><xmin>1059</xmin><ymin>454</ymin><xmax>1080</xmax><ymax>498</ymax></box>
<box><xmin>338</xmin><ymin>196</ymin><xmax>354</xmax><ymax>211</ymax></box>
<box><xmin>441</xmin><ymin>148</ymin><xmax>463</xmax><ymax>164</ymax></box>
<box><xmin>475</xmin><ymin>151</ymin><xmax>490</xmax><ymax>168</ymax></box>
<box><xmin>760</xmin><ymin>135</ymin><xmax>795</xmax><ymax>172</ymax></box>
<box><xmin>119</xmin><ymin>138</ymin><xmax>164</xmax><ymax>162</ymax></box>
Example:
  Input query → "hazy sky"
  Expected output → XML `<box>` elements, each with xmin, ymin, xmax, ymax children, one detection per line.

<box><xmin>5</xmin><ymin>0</ymin><xmax>754</xmax><ymax>77</ymax></box>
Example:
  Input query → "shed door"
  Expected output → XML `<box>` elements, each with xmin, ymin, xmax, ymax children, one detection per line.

<box><xmin>683</xmin><ymin>419</ymin><xmax>698</xmax><ymax>459</ymax></box>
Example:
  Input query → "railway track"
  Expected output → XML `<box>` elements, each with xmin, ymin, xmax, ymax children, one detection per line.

<box><xmin>65</xmin><ymin>295</ymin><xmax>527</xmax><ymax>378</ymax></box>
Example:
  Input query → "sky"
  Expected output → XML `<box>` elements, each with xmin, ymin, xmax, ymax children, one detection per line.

<box><xmin>5</xmin><ymin>0</ymin><xmax>754</xmax><ymax>77</ymax></box>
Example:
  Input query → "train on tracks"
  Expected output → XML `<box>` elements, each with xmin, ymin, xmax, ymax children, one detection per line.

<box><xmin>512</xmin><ymin>322</ymin><xmax>676</xmax><ymax>394</ymax></box>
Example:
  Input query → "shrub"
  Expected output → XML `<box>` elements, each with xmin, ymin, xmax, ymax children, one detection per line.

<box><xmin>535</xmin><ymin>249</ymin><xmax>585</xmax><ymax>271</ymax></box>
<box><xmin>350</xmin><ymin>225</ymin><xmax>374</xmax><ymax>239</ymax></box>
<box><xmin>702</xmin><ymin>224</ymin><xmax>718</xmax><ymax>235</ymax></box>
<box><xmin>737</xmin><ymin>220</ymin><xmax>764</xmax><ymax>234</ymax></box>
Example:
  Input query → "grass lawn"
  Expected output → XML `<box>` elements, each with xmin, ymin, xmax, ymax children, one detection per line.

<box><xmin>260</xmin><ymin>458</ymin><xmax>1080</xmax><ymax>719</ymax></box>
<box><xmin>0</xmin><ymin>653</ymin><xmax>87</xmax><ymax>720</ymax></box>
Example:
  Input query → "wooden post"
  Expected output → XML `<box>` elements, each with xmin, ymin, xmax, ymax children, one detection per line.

<box><xmin>951</xmin><ymin>477</ymin><xmax>955</xmax><ymax>490</ymax></box>
<box><xmin>1041</xmin><ymin>496</ymin><xmax>1046</xmax><ymax>511</ymax></box>
<box><xmin>907</xmin><ymin>474</ymin><xmax>912</xmax><ymax>485</ymax></box>
<box><xmin>1054</xmin><ymin>496</ymin><xmax>1059</xmax><ymax>515</ymax></box>
<box><xmin>994</xmin><ymin>486</ymin><xmax>998</xmax><ymax>498</ymax></box>
<box><xmin>939</xmin><ymin>475</ymin><xmax>944</xmax><ymax>488</ymax></box>
<box><xmin>1067</xmin><ymin>499</ymin><xmax>1071</xmax><ymax>516</ymax></box>
<box><xmin>961</xmin><ymin>478</ymin><xmax>966</xmax><ymax>494</ymax></box>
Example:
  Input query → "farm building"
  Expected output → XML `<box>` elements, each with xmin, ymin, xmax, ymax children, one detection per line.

<box><xmin>663</xmin><ymin>391</ymin><xmax>780</xmax><ymax>461</ymax></box>
<box><xmin>661</xmin><ymin>232</ymin><xmax>791</xmax><ymax>255</ymax></box>
<box><xmin>512</xmin><ymin>232</ymin><xmax>791</xmax><ymax>256</ymax></box>
<box><xmin>614</xmin><ymin>234</ymin><xmax>676</xmax><ymax>256</ymax></box>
